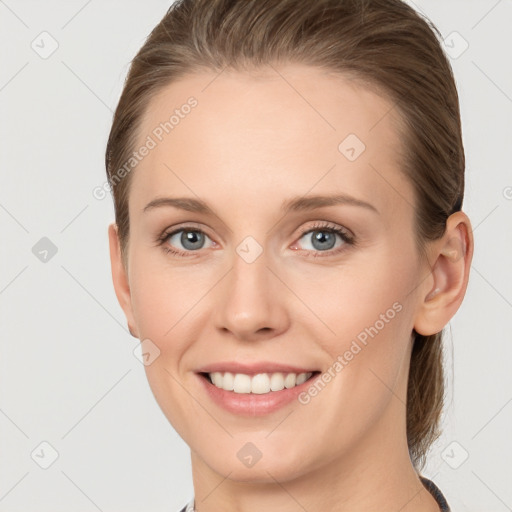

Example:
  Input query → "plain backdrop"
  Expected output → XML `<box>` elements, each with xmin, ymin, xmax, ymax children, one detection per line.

<box><xmin>0</xmin><ymin>1</ymin><xmax>511</xmax><ymax>511</ymax></box>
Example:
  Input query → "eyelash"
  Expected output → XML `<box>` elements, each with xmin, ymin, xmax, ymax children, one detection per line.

<box><xmin>156</xmin><ymin>221</ymin><xmax>356</xmax><ymax>259</ymax></box>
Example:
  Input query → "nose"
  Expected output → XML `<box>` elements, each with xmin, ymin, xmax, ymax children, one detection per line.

<box><xmin>212</xmin><ymin>246</ymin><xmax>291</xmax><ymax>342</ymax></box>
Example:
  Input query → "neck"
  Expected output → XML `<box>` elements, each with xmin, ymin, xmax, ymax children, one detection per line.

<box><xmin>189</xmin><ymin>397</ymin><xmax>440</xmax><ymax>512</ymax></box>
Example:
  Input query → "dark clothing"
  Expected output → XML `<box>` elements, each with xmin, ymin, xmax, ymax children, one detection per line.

<box><xmin>420</xmin><ymin>476</ymin><xmax>451</xmax><ymax>511</ymax></box>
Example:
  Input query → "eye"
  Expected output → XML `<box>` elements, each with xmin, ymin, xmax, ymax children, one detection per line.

<box><xmin>292</xmin><ymin>222</ymin><xmax>354</xmax><ymax>257</ymax></box>
<box><xmin>157</xmin><ymin>221</ymin><xmax>355</xmax><ymax>258</ymax></box>
<box><xmin>158</xmin><ymin>227</ymin><xmax>215</xmax><ymax>256</ymax></box>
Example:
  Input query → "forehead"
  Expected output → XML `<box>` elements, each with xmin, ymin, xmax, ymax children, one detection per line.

<box><xmin>131</xmin><ymin>64</ymin><xmax>411</xmax><ymax>220</ymax></box>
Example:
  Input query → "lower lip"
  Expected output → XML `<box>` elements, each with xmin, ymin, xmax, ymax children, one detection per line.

<box><xmin>196</xmin><ymin>373</ymin><xmax>320</xmax><ymax>416</ymax></box>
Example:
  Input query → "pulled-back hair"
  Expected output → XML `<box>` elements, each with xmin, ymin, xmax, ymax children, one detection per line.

<box><xmin>105</xmin><ymin>0</ymin><xmax>465</xmax><ymax>469</ymax></box>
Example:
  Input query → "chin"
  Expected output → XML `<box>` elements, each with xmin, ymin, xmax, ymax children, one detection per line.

<box><xmin>198</xmin><ymin>445</ymin><xmax>315</xmax><ymax>484</ymax></box>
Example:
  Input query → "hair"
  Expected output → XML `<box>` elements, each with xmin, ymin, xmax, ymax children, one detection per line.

<box><xmin>105</xmin><ymin>0</ymin><xmax>465</xmax><ymax>470</ymax></box>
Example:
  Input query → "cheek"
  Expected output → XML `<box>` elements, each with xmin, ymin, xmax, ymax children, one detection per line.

<box><xmin>129</xmin><ymin>259</ymin><xmax>211</xmax><ymax>439</ymax></box>
<box><xmin>289</xmin><ymin>259</ymin><xmax>418</xmax><ymax>453</ymax></box>
<box><xmin>297</xmin><ymin>248</ymin><xmax>417</xmax><ymax>345</ymax></box>
<box><xmin>128</xmin><ymin>249</ymin><xmax>211</xmax><ymax>342</ymax></box>
<box><xmin>127</xmin><ymin>256</ymin><xmax>219</xmax><ymax>426</ymax></box>
<box><xmin>296</xmin><ymin>245</ymin><xmax>419</xmax><ymax>398</ymax></box>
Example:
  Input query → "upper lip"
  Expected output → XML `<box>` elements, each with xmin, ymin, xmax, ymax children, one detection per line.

<box><xmin>196</xmin><ymin>361</ymin><xmax>319</xmax><ymax>376</ymax></box>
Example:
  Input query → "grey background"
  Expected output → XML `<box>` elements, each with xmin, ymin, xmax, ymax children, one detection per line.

<box><xmin>0</xmin><ymin>1</ymin><xmax>511</xmax><ymax>510</ymax></box>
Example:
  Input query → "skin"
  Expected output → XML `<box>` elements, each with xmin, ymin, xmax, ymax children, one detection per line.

<box><xmin>108</xmin><ymin>64</ymin><xmax>473</xmax><ymax>511</ymax></box>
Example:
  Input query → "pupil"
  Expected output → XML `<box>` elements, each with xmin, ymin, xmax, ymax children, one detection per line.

<box><xmin>313</xmin><ymin>230</ymin><xmax>335</xmax><ymax>250</ymax></box>
<box><xmin>182</xmin><ymin>231</ymin><xmax>204</xmax><ymax>250</ymax></box>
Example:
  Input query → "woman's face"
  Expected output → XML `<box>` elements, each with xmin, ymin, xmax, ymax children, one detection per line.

<box><xmin>111</xmin><ymin>64</ymin><xmax>433</xmax><ymax>482</ymax></box>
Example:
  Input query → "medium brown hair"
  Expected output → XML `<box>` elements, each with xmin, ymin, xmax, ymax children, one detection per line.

<box><xmin>105</xmin><ymin>0</ymin><xmax>465</xmax><ymax>469</ymax></box>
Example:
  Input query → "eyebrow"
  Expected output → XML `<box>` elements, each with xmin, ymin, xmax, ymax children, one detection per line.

<box><xmin>143</xmin><ymin>193</ymin><xmax>379</xmax><ymax>215</ymax></box>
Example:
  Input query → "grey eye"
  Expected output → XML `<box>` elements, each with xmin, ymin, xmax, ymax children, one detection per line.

<box><xmin>298</xmin><ymin>229</ymin><xmax>344</xmax><ymax>251</ymax></box>
<box><xmin>168</xmin><ymin>230</ymin><xmax>211</xmax><ymax>251</ymax></box>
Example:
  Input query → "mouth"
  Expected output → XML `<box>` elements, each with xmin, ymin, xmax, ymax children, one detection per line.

<box><xmin>198</xmin><ymin>370</ymin><xmax>321</xmax><ymax>395</ymax></box>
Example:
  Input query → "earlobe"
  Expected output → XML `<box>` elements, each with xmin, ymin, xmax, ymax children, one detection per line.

<box><xmin>108</xmin><ymin>223</ymin><xmax>139</xmax><ymax>338</ymax></box>
<box><xmin>414</xmin><ymin>211</ymin><xmax>474</xmax><ymax>336</ymax></box>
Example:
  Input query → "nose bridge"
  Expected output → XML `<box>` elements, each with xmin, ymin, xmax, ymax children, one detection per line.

<box><xmin>232</xmin><ymin>237</ymin><xmax>269</xmax><ymax>296</ymax></box>
<box><xmin>213</xmin><ymin>235</ymin><xmax>289</xmax><ymax>339</ymax></box>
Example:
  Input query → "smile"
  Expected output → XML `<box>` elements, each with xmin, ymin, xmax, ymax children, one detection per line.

<box><xmin>197</xmin><ymin>371</ymin><xmax>321</xmax><ymax>416</ymax></box>
<box><xmin>204</xmin><ymin>371</ymin><xmax>316</xmax><ymax>394</ymax></box>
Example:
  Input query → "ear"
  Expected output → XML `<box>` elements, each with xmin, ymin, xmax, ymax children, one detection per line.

<box><xmin>414</xmin><ymin>211</ymin><xmax>474</xmax><ymax>336</ymax></box>
<box><xmin>108</xmin><ymin>223</ymin><xmax>139</xmax><ymax>338</ymax></box>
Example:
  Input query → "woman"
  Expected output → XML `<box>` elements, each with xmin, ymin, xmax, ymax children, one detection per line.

<box><xmin>105</xmin><ymin>0</ymin><xmax>472</xmax><ymax>510</ymax></box>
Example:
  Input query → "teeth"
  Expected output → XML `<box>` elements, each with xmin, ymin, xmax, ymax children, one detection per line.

<box><xmin>207</xmin><ymin>371</ymin><xmax>313</xmax><ymax>394</ymax></box>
